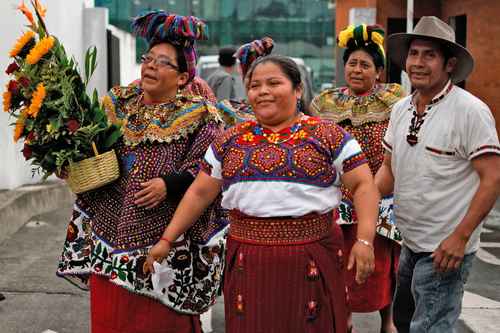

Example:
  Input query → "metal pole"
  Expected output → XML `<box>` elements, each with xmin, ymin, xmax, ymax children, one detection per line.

<box><xmin>401</xmin><ymin>0</ymin><xmax>413</xmax><ymax>93</ymax></box>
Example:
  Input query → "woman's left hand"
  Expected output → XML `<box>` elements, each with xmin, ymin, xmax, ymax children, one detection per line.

<box><xmin>134</xmin><ymin>178</ymin><xmax>167</xmax><ymax>209</ymax></box>
<box><xmin>348</xmin><ymin>241</ymin><xmax>375</xmax><ymax>284</ymax></box>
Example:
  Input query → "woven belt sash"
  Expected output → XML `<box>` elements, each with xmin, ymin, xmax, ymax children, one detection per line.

<box><xmin>228</xmin><ymin>210</ymin><xmax>332</xmax><ymax>245</ymax></box>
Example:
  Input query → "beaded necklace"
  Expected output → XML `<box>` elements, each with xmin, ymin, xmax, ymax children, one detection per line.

<box><xmin>406</xmin><ymin>82</ymin><xmax>453</xmax><ymax>146</ymax></box>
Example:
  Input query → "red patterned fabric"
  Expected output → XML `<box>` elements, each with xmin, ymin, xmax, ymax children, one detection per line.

<box><xmin>224</xmin><ymin>221</ymin><xmax>349</xmax><ymax>333</ymax></box>
<box><xmin>208</xmin><ymin>116</ymin><xmax>367</xmax><ymax>190</ymax></box>
<box><xmin>90</xmin><ymin>275</ymin><xmax>202</xmax><ymax>333</ymax></box>
<box><xmin>228</xmin><ymin>210</ymin><xmax>331</xmax><ymax>245</ymax></box>
<box><xmin>341</xmin><ymin>224</ymin><xmax>400</xmax><ymax>312</ymax></box>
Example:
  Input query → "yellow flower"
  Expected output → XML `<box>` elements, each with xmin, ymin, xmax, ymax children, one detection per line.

<box><xmin>26</xmin><ymin>36</ymin><xmax>55</xmax><ymax>65</ymax></box>
<box><xmin>14</xmin><ymin>108</ymin><xmax>28</xmax><ymax>142</ymax></box>
<box><xmin>3</xmin><ymin>89</ymin><xmax>12</xmax><ymax>112</ymax></box>
<box><xmin>17</xmin><ymin>1</ymin><xmax>35</xmax><ymax>26</ymax></box>
<box><xmin>296</xmin><ymin>129</ymin><xmax>308</xmax><ymax>139</ymax></box>
<box><xmin>27</xmin><ymin>83</ymin><xmax>46</xmax><ymax>118</ymax></box>
<box><xmin>242</xmin><ymin>132</ymin><xmax>255</xmax><ymax>142</ymax></box>
<box><xmin>9</xmin><ymin>30</ymin><xmax>36</xmax><ymax>57</ymax></box>
<box><xmin>267</xmin><ymin>133</ymin><xmax>280</xmax><ymax>143</ymax></box>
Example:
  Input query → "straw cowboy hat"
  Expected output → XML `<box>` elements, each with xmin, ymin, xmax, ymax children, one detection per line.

<box><xmin>387</xmin><ymin>16</ymin><xmax>474</xmax><ymax>83</ymax></box>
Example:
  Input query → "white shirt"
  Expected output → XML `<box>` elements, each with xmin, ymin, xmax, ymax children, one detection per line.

<box><xmin>203</xmin><ymin>117</ymin><xmax>366</xmax><ymax>217</ymax></box>
<box><xmin>383</xmin><ymin>82</ymin><xmax>500</xmax><ymax>253</ymax></box>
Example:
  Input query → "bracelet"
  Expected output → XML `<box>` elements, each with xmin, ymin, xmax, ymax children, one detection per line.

<box><xmin>160</xmin><ymin>237</ymin><xmax>173</xmax><ymax>247</ymax></box>
<box><xmin>356</xmin><ymin>238</ymin><xmax>374</xmax><ymax>249</ymax></box>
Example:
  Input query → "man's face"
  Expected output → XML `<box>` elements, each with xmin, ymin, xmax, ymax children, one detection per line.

<box><xmin>405</xmin><ymin>39</ymin><xmax>456</xmax><ymax>94</ymax></box>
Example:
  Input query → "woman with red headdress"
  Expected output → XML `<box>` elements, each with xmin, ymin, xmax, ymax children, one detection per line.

<box><xmin>57</xmin><ymin>11</ymin><xmax>227</xmax><ymax>333</ymax></box>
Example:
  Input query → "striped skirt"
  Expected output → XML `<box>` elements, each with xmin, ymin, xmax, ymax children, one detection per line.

<box><xmin>224</xmin><ymin>210</ymin><xmax>348</xmax><ymax>333</ymax></box>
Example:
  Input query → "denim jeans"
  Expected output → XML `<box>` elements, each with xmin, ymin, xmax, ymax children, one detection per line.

<box><xmin>393</xmin><ymin>245</ymin><xmax>475</xmax><ymax>333</ymax></box>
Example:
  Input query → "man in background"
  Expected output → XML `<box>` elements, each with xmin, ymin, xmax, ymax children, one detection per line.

<box><xmin>207</xmin><ymin>46</ymin><xmax>242</xmax><ymax>100</ymax></box>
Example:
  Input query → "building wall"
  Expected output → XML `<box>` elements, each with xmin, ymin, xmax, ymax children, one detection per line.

<box><xmin>336</xmin><ymin>0</ymin><xmax>376</xmax><ymax>35</ymax></box>
<box><xmin>441</xmin><ymin>0</ymin><xmax>500</xmax><ymax>133</ymax></box>
<box><xmin>377</xmin><ymin>0</ymin><xmax>441</xmax><ymax>32</ymax></box>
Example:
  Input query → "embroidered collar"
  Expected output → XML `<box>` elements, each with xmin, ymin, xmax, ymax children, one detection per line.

<box><xmin>103</xmin><ymin>82</ymin><xmax>220</xmax><ymax>145</ymax></box>
<box><xmin>236</xmin><ymin>115</ymin><xmax>319</xmax><ymax>146</ymax></box>
<box><xmin>411</xmin><ymin>80</ymin><xmax>453</xmax><ymax>110</ymax></box>
<box><xmin>313</xmin><ymin>83</ymin><xmax>403</xmax><ymax>126</ymax></box>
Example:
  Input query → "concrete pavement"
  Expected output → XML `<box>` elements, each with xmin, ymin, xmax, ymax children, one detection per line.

<box><xmin>0</xmin><ymin>184</ymin><xmax>499</xmax><ymax>332</ymax></box>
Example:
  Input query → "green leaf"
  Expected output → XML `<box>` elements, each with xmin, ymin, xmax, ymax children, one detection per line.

<box><xmin>104</xmin><ymin>128</ymin><xmax>122</xmax><ymax>149</ymax></box>
<box><xmin>84</xmin><ymin>48</ymin><xmax>90</xmax><ymax>86</ymax></box>
<box><xmin>118</xmin><ymin>271</ymin><xmax>126</xmax><ymax>281</ymax></box>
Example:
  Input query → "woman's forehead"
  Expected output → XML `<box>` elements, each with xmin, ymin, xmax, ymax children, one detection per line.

<box><xmin>149</xmin><ymin>43</ymin><xmax>176</xmax><ymax>57</ymax></box>
<box><xmin>252</xmin><ymin>62</ymin><xmax>286</xmax><ymax>79</ymax></box>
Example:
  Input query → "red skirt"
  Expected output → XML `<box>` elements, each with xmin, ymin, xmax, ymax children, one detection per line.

<box><xmin>224</xmin><ymin>212</ymin><xmax>348</xmax><ymax>333</ymax></box>
<box><xmin>341</xmin><ymin>224</ymin><xmax>400</xmax><ymax>312</ymax></box>
<box><xmin>90</xmin><ymin>274</ymin><xmax>202</xmax><ymax>333</ymax></box>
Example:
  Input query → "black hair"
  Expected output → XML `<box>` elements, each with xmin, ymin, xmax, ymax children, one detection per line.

<box><xmin>218</xmin><ymin>47</ymin><xmax>237</xmax><ymax>67</ymax></box>
<box><xmin>246</xmin><ymin>55</ymin><xmax>302</xmax><ymax>90</ymax></box>
<box><xmin>343</xmin><ymin>41</ymin><xmax>385</xmax><ymax>70</ymax></box>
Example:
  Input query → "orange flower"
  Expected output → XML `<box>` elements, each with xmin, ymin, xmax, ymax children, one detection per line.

<box><xmin>296</xmin><ymin>129</ymin><xmax>308</xmax><ymax>139</ymax></box>
<box><xmin>18</xmin><ymin>1</ymin><xmax>35</xmax><ymax>26</ymax></box>
<box><xmin>14</xmin><ymin>108</ymin><xmax>28</xmax><ymax>142</ymax></box>
<box><xmin>9</xmin><ymin>30</ymin><xmax>36</xmax><ymax>57</ymax></box>
<box><xmin>27</xmin><ymin>83</ymin><xmax>46</xmax><ymax>118</ymax></box>
<box><xmin>3</xmin><ymin>89</ymin><xmax>12</xmax><ymax>113</ymax></box>
<box><xmin>267</xmin><ymin>133</ymin><xmax>280</xmax><ymax>143</ymax></box>
<box><xmin>33</xmin><ymin>0</ymin><xmax>46</xmax><ymax>17</ymax></box>
<box><xmin>26</xmin><ymin>36</ymin><xmax>55</xmax><ymax>64</ymax></box>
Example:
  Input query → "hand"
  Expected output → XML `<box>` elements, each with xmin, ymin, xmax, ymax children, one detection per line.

<box><xmin>348</xmin><ymin>241</ymin><xmax>375</xmax><ymax>284</ymax></box>
<box><xmin>134</xmin><ymin>178</ymin><xmax>167</xmax><ymax>209</ymax></box>
<box><xmin>144</xmin><ymin>240</ymin><xmax>171</xmax><ymax>274</ymax></box>
<box><xmin>431</xmin><ymin>231</ymin><xmax>468</xmax><ymax>273</ymax></box>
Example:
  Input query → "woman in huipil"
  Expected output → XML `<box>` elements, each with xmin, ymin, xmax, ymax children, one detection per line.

<box><xmin>311</xmin><ymin>24</ymin><xmax>404</xmax><ymax>333</ymax></box>
<box><xmin>57</xmin><ymin>11</ymin><xmax>227</xmax><ymax>333</ymax></box>
<box><xmin>146</xmin><ymin>55</ymin><xmax>380</xmax><ymax>333</ymax></box>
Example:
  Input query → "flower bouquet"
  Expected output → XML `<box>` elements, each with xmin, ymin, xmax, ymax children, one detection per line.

<box><xmin>3</xmin><ymin>1</ymin><xmax>122</xmax><ymax>193</ymax></box>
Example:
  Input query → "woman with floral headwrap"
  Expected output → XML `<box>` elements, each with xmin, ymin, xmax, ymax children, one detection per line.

<box><xmin>56</xmin><ymin>11</ymin><xmax>227</xmax><ymax>333</ymax></box>
<box><xmin>311</xmin><ymin>24</ymin><xmax>404</xmax><ymax>333</ymax></box>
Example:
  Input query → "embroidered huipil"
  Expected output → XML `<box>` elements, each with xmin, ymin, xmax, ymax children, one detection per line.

<box><xmin>311</xmin><ymin>83</ymin><xmax>404</xmax><ymax>242</ymax></box>
<box><xmin>57</xmin><ymin>82</ymin><xmax>227</xmax><ymax>314</ymax></box>
<box><xmin>201</xmin><ymin>115</ymin><xmax>367</xmax><ymax>217</ymax></box>
<box><xmin>383</xmin><ymin>82</ymin><xmax>500</xmax><ymax>253</ymax></box>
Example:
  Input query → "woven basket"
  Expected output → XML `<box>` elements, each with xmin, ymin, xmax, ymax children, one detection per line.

<box><xmin>66</xmin><ymin>142</ymin><xmax>120</xmax><ymax>194</ymax></box>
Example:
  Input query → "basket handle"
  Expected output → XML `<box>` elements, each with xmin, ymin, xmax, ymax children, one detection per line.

<box><xmin>92</xmin><ymin>142</ymin><xmax>99</xmax><ymax>156</ymax></box>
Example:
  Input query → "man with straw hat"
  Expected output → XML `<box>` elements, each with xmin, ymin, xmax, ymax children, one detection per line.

<box><xmin>376</xmin><ymin>16</ymin><xmax>500</xmax><ymax>332</ymax></box>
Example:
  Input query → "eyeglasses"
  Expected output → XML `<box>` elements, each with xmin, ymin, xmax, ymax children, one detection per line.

<box><xmin>140</xmin><ymin>54</ymin><xmax>179</xmax><ymax>71</ymax></box>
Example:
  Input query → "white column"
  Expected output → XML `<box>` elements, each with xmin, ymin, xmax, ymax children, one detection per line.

<box><xmin>401</xmin><ymin>0</ymin><xmax>414</xmax><ymax>93</ymax></box>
